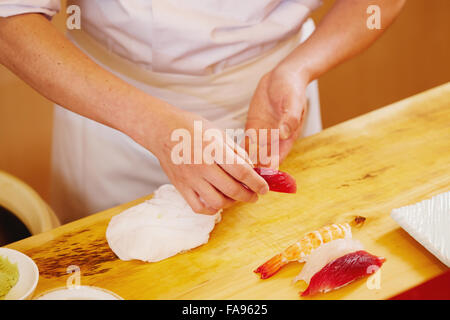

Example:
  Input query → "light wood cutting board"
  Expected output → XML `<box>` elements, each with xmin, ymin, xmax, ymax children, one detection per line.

<box><xmin>6</xmin><ymin>83</ymin><xmax>450</xmax><ymax>299</ymax></box>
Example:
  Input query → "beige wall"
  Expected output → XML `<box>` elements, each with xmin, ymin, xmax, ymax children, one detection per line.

<box><xmin>311</xmin><ymin>0</ymin><xmax>450</xmax><ymax>127</ymax></box>
<box><xmin>0</xmin><ymin>0</ymin><xmax>449</xmax><ymax>204</ymax></box>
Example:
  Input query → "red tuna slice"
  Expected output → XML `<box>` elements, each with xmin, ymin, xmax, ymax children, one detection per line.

<box><xmin>301</xmin><ymin>250</ymin><xmax>385</xmax><ymax>297</ymax></box>
<box><xmin>254</xmin><ymin>168</ymin><xmax>297</xmax><ymax>193</ymax></box>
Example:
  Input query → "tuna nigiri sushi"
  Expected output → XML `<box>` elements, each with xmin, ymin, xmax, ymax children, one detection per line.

<box><xmin>254</xmin><ymin>216</ymin><xmax>366</xmax><ymax>279</ymax></box>
<box><xmin>293</xmin><ymin>238</ymin><xmax>364</xmax><ymax>284</ymax></box>
<box><xmin>301</xmin><ymin>250</ymin><xmax>385</xmax><ymax>296</ymax></box>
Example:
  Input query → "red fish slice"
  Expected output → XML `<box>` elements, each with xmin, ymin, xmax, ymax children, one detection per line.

<box><xmin>301</xmin><ymin>250</ymin><xmax>385</xmax><ymax>296</ymax></box>
<box><xmin>254</xmin><ymin>168</ymin><xmax>297</xmax><ymax>193</ymax></box>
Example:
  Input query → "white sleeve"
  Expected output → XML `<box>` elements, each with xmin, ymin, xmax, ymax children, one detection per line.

<box><xmin>0</xmin><ymin>0</ymin><xmax>61</xmax><ymax>18</ymax></box>
<box><xmin>295</xmin><ymin>0</ymin><xmax>322</xmax><ymax>12</ymax></box>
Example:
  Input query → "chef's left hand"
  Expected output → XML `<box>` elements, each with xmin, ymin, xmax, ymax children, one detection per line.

<box><xmin>245</xmin><ymin>67</ymin><xmax>309</xmax><ymax>166</ymax></box>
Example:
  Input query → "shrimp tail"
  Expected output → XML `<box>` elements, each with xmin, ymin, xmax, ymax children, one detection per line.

<box><xmin>254</xmin><ymin>253</ymin><xmax>287</xmax><ymax>279</ymax></box>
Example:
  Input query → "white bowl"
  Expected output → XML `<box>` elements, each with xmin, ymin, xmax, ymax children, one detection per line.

<box><xmin>0</xmin><ymin>248</ymin><xmax>39</xmax><ymax>300</ymax></box>
<box><xmin>34</xmin><ymin>286</ymin><xmax>123</xmax><ymax>300</ymax></box>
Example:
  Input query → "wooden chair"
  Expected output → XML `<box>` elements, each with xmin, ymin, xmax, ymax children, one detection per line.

<box><xmin>0</xmin><ymin>170</ymin><xmax>60</xmax><ymax>236</ymax></box>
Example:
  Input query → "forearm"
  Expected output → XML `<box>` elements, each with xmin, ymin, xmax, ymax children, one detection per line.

<box><xmin>278</xmin><ymin>0</ymin><xmax>406</xmax><ymax>81</ymax></box>
<box><xmin>0</xmin><ymin>13</ymin><xmax>172</xmax><ymax>152</ymax></box>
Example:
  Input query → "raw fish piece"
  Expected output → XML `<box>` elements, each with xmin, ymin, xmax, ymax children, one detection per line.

<box><xmin>301</xmin><ymin>250</ymin><xmax>385</xmax><ymax>296</ymax></box>
<box><xmin>254</xmin><ymin>168</ymin><xmax>297</xmax><ymax>193</ymax></box>
<box><xmin>293</xmin><ymin>239</ymin><xmax>364</xmax><ymax>284</ymax></box>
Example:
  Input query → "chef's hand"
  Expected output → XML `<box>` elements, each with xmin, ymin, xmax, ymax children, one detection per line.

<box><xmin>150</xmin><ymin>108</ymin><xmax>269</xmax><ymax>215</ymax></box>
<box><xmin>244</xmin><ymin>0</ymin><xmax>407</xmax><ymax>166</ymax></box>
<box><xmin>245</xmin><ymin>66</ymin><xmax>309</xmax><ymax>166</ymax></box>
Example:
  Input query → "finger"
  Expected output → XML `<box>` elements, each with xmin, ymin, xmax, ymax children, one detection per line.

<box><xmin>217</xmin><ymin>157</ymin><xmax>269</xmax><ymax>195</ymax></box>
<box><xmin>279</xmin><ymin>100</ymin><xmax>307</xmax><ymax>161</ymax></box>
<box><xmin>205</xmin><ymin>165</ymin><xmax>261</xmax><ymax>202</ymax></box>
<box><xmin>278</xmin><ymin>136</ymin><xmax>296</xmax><ymax>164</ymax></box>
<box><xmin>179</xmin><ymin>185</ymin><xmax>217</xmax><ymax>215</ymax></box>
<box><xmin>195</xmin><ymin>178</ymin><xmax>237</xmax><ymax>212</ymax></box>
<box><xmin>240</xmin><ymin>126</ymin><xmax>280</xmax><ymax>168</ymax></box>
<box><xmin>267</xmin><ymin>77</ymin><xmax>306</xmax><ymax>140</ymax></box>
<box><xmin>278</xmin><ymin>95</ymin><xmax>306</xmax><ymax>140</ymax></box>
<box><xmin>222</xmin><ymin>141</ymin><xmax>269</xmax><ymax>193</ymax></box>
<box><xmin>222</xmin><ymin>133</ymin><xmax>254</xmax><ymax>167</ymax></box>
<box><xmin>240</xmin><ymin>126</ymin><xmax>260</xmax><ymax>165</ymax></box>
<box><xmin>278</xmin><ymin>116</ymin><xmax>303</xmax><ymax>163</ymax></box>
<box><xmin>231</xmin><ymin>139</ymin><xmax>254</xmax><ymax>167</ymax></box>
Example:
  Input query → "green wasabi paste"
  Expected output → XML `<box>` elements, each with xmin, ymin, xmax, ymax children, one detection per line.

<box><xmin>0</xmin><ymin>255</ymin><xmax>19</xmax><ymax>299</ymax></box>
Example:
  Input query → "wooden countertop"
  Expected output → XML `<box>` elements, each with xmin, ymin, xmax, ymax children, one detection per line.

<box><xmin>6</xmin><ymin>83</ymin><xmax>450</xmax><ymax>300</ymax></box>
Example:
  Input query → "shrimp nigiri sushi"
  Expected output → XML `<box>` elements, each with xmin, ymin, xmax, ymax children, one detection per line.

<box><xmin>300</xmin><ymin>250</ymin><xmax>385</xmax><ymax>296</ymax></box>
<box><xmin>254</xmin><ymin>216</ymin><xmax>366</xmax><ymax>279</ymax></box>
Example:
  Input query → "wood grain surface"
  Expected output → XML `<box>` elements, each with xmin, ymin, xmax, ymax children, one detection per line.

<box><xmin>6</xmin><ymin>83</ymin><xmax>450</xmax><ymax>300</ymax></box>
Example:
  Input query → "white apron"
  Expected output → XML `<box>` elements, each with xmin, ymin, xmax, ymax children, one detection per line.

<box><xmin>50</xmin><ymin>1</ymin><xmax>323</xmax><ymax>223</ymax></box>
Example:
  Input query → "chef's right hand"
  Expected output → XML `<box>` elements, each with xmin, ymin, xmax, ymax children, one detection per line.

<box><xmin>143</xmin><ymin>106</ymin><xmax>269</xmax><ymax>215</ymax></box>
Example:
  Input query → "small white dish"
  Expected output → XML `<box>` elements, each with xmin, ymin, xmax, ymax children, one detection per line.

<box><xmin>0</xmin><ymin>247</ymin><xmax>39</xmax><ymax>300</ymax></box>
<box><xmin>35</xmin><ymin>286</ymin><xmax>123</xmax><ymax>300</ymax></box>
<box><xmin>391</xmin><ymin>191</ymin><xmax>450</xmax><ymax>267</ymax></box>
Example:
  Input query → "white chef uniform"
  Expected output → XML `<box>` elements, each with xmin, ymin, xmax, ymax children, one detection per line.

<box><xmin>0</xmin><ymin>0</ymin><xmax>323</xmax><ymax>224</ymax></box>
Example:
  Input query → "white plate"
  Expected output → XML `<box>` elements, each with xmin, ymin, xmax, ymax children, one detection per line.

<box><xmin>35</xmin><ymin>286</ymin><xmax>123</xmax><ymax>300</ymax></box>
<box><xmin>391</xmin><ymin>191</ymin><xmax>450</xmax><ymax>267</ymax></box>
<box><xmin>0</xmin><ymin>248</ymin><xmax>39</xmax><ymax>300</ymax></box>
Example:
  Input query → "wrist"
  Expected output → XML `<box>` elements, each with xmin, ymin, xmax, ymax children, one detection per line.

<box><xmin>272</xmin><ymin>60</ymin><xmax>311</xmax><ymax>91</ymax></box>
<box><xmin>117</xmin><ymin>91</ymin><xmax>176</xmax><ymax>156</ymax></box>
<box><xmin>274</xmin><ymin>48</ymin><xmax>318</xmax><ymax>85</ymax></box>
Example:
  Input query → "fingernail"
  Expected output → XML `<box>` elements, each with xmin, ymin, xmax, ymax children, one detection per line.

<box><xmin>259</xmin><ymin>184</ymin><xmax>269</xmax><ymax>195</ymax></box>
<box><xmin>207</xmin><ymin>206</ymin><xmax>219</xmax><ymax>214</ymax></box>
<box><xmin>280</xmin><ymin>124</ymin><xmax>291</xmax><ymax>140</ymax></box>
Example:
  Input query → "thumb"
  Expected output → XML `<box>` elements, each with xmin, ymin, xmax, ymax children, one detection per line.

<box><xmin>277</xmin><ymin>94</ymin><xmax>306</xmax><ymax>140</ymax></box>
<box><xmin>267</xmin><ymin>75</ymin><xmax>306</xmax><ymax>141</ymax></box>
